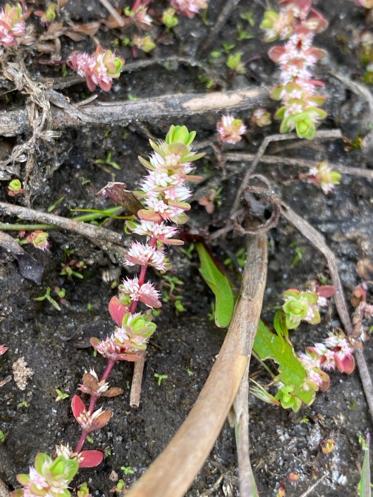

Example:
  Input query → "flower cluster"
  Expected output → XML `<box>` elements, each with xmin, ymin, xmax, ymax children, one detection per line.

<box><xmin>14</xmin><ymin>452</ymin><xmax>79</xmax><ymax>497</ymax></box>
<box><xmin>0</xmin><ymin>3</ymin><xmax>27</xmax><ymax>47</ymax></box>
<box><xmin>261</xmin><ymin>0</ymin><xmax>328</xmax><ymax>139</ymax></box>
<box><xmin>68</xmin><ymin>46</ymin><xmax>124</xmax><ymax>92</ymax></box>
<box><xmin>306</xmin><ymin>161</ymin><xmax>342</xmax><ymax>194</ymax></box>
<box><xmin>216</xmin><ymin>115</ymin><xmax>247</xmax><ymax>144</ymax></box>
<box><xmin>282</xmin><ymin>288</ymin><xmax>321</xmax><ymax>329</ymax></box>
<box><xmin>25</xmin><ymin>230</ymin><xmax>49</xmax><ymax>251</ymax></box>
<box><xmin>170</xmin><ymin>0</ymin><xmax>208</xmax><ymax>18</ymax></box>
<box><xmin>300</xmin><ymin>332</ymin><xmax>355</xmax><ymax>390</ymax></box>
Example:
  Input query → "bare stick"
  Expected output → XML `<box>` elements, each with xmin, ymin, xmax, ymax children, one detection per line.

<box><xmin>225</xmin><ymin>152</ymin><xmax>373</xmax><ymax>179</ymax></box>
<box><xmin>98</xmin><ymin>0</ymin><xmax>125</xmax><ymax>27</ymax></box>
<box><xmin>230</xmin><ymin>129</ymin><xmax>343</xmax><ymax>215</ymax></box>
<box><xmin>199</xmin><ymin>0</ymin><xmax>242</xmax><ymax>54</ymax></box>
<box><xmin>125</xmin><ymin>236</ymin><xmax>268</xmax><ymax>497</ymax></box>
<box><xmin>297</xmin><ymin>475</ymin><xmax>327</xmax><ymax>497</ymax></box>
<box><xmin>129</xmin><ymin>353</ymin><xmax>146</xmax><ymax>408</ymax></box>
<box><xmin>0</xmin><ymin>201</ymin><xmax>127</xmax><ymax>261</ymax></box>
<box><xmin>0</xmin><ymin>87</ymin><xmax>268</xmax><ymax>137</ymax></box>
<box><xmin>280</xmin><ymin>201</ymin><xmax>373</xmax><ymax>423</ymax></box>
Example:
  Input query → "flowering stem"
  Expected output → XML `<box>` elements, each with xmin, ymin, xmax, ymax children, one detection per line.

<box><xmin>74</xmin><ymin>358</ymin><xmax>116</xmax><ymax>454</ymax></box>
<box><xmin>128</xmin><ymin>237</ymin><xmax>157</xmax><ymax>405</ymax></box>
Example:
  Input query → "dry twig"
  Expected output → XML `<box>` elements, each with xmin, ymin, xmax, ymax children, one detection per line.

<box><xmin>0</xmin><ymin>202</ymin><xmax>127</xmax><ymax>262</ymax></box>
<box><xmin>225</xmin><ymin>152</ymin><xmax>373</xmax><ymax>179</ymax></box>
<box><xmin>233</xmin><ymin>234</ymin><xmax>267</xmax><ymax>497</ymax></box>
<box><xmin>230</xmin><ymin>129</ymin><xmax>343</xmax><ymax>215</ymax></box>
<box><xmin>129</xmin><ymin>352</ymin><xmax>145</xmax><ymax>408</ymax></box>
<box><xmin>199</xmin><ymin>0</ymin><xmax>242</xmax><ymax>54</ymax></box>
<box><xmin>98</xmin><ymin>0</ymin><xmax>125</xmax><ymax>27</ymax></box>
<box><xmin>125</xmin><ymin>236</ymin><xmax>268</xmax><ymax>497</ymax></box>
<box><xmin>0</xmin><ymin>87</ymin><xmax>268</xmax><ymax>137</ymax></box>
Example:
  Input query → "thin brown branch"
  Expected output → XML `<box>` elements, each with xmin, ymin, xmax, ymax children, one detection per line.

<box><xmin>233</xmin><ymin>236</ymin><xmax>269</xmax><ymax>497</ymax></box>
<box><xmin>297</xmin><ymin>475</ymin><xmax>327</xmax><ymax>497</ymax></box>
<box><xmin>280</xmin><ymin>201</ymin><xmax>373</xmax><ymax>423</ymax></box>
<box><xmin>230</xmin><ymin>129</ymin><xmax>343</xmax><ymax>215</ymax></box>
<box><xmin>129</xmin><ymin>352</ymin><xmax>145</xmax><ymax>408</ymax></box>
<box><xmin>0</xmin><ymin>201</ymin><xmax>127</xmax><ymax>261</ymax></box>
<box><xmin>125</xmin><ymin>235</ymin><xmax>268</xmax><ymax>497</ymax></box>
<box><xmin>98</xmin><ymin>0</ymin><xmax>125</xmax><ymax>27</ymax></box>
<box><xmin>199</xmin><ymin>0</ymin><xmax>242</xmax><ymax>54</ymax></box>
<box><xmin>225</xmin><ymin>152</ymin><xmax>373</xmax><ymax>179</ymax></box>
<box><xmin>0</xmin><ymin>87</ymin><xmax>268</xmax><ymax>137</ymax></box>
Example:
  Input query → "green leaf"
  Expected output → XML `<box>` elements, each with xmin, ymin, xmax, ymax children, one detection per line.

<box><xmin>358</xmin><ymin>436</ymin><xmax>371</xmax><ymax>497</ymax></box>
<box><xmin>196</xmin><ymin>243</ymin><xmax>235</xmax><ymax>328</ymax></box>
<box><xmin>34</xmin><ymin>453</ymin><xmax>50</xmax><ymax>474</ymax></box>
<box><xmin>253</xmin><ymin>320</ymin><xmax>317</xmax><ymax>409</ymax></box>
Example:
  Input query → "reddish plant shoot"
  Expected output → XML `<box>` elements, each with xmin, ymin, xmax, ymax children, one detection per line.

<box><xmin>261</xmin><ymin>0</ymin><xmax>329</xmax><ymax>139</ymax></box>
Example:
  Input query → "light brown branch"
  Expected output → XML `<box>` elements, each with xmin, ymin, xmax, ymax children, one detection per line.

<box><xmin>0</xmin><ymin>87</ymin><xmax>268</xmax><ymax>137</ymax></box>
<box><xmin>125</xmin><ymin>236</ymin><xmax>268</xmax><ymax>497</ymax></box>
<box><xmin>232</xmin><ymin>236</ymin><xmax>268</xmax><ymax>497</ymax></box>
<box><xmin>225</xmin><ymin>152</ymin><xmax>373</xmax><ymax>179</ymax></box>
<box><xmin>230</xmin><ymin>129</ymin><xmax>343</xmax><ymax>215</ymax></box>
<box><xmin>98</xmin><ymin>0</ymin><xmax>125</xmax><ymax>27</ymax></box>
<box><xmin>129</xmin><ymin>352</ymin><xmax>145</xmax><ymax>408</ymax></box>
<box><xmin>0</xmin><ymin>201</ymin><xmax>127</xmax><ymax>261</ymax></box>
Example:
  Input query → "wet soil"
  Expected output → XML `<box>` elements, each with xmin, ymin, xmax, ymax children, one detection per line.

<box><xmin>0</xmin><ymin>1</ymin><xmax>373</xmax><ymax>496</ymax></box>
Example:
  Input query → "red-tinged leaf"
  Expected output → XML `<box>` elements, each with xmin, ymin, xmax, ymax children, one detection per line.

<box><xmin>91</xmin><ymin>410</ymin><xmax>112</xmax><ymax>431</ymax></box>
<box><xmin>268</xmin><ymin>46</ymin><xmax>285</xmax><ymax>63</ymax></box>
<box><xmin>117</xmin><ymin>352</ymin><xmax>143</xmax><ymax>362</ymax></box>
<box><xmin>137</xmin><ymin>209</ymin><xmax>162</xmax><ymax>222</ymax></box>
<box><xmin>71</xmin><ymin>395</ymin><xmax>86</xmax><ymax>419</ymax></box>
<box><xmin>79</xmin><ymin>450</ymin><xmax>104</xmax><ymax>468</ymax></box>
<box><xmin>102</xmin><ymin>387</ymin><xmax>124</xmax><ymax>398</ymax></box>
<box><xmin>306</xmin><ymin>8</ymin><xmax>328</xmax><ymax>33</ymax></box>
<box><xmin>82</xmin><ymin>372</ymin><xmax>99</xmax><ymax>389</ymax></box>
<box><xmin>108</xmin><ymin>296</ymin><xmax>128</xmax><ymax>326</ymax></box>
<box><xmin>90</xmin><ymin>337</ymin><xmax>100</xmax><ymax>348</ymax></box>
<box><xmin>317</xmin><ymin>285</ymin><xmax>336</xmax><ymax>298</ymax></box>
<box><xmin>335</xmin><ymin>353</ymin><xmax>355</xmax><ymax>374</ymax></box>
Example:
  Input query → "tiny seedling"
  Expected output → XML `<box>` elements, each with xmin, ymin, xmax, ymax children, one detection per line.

<box><xmin>55</xmin><ymin>388</ymin><xmax>70</xmax><ymax>402</ymax></box>
<box><xmin>154</xmin><ymin>373</ymin><xmax>168</xmax><ymax>386</ymax></box>
<box><xmin>95</xmin><ymin>151</ymin><xmax>122</xmax><ymax>171</ymax></box>
<box><xmin>120</xmin><ymin>466</ymin><xmax>135</xmax><ymax>476</ymax></box>
<box><xmin>0</xmin><ymin>430</ymin><xmax>6</xmax><ymax>443</ymax></box>
<box><xmin>34</xmin><ymin>287</ymin><xmax>62</xmax><ymax>311</ymax></box>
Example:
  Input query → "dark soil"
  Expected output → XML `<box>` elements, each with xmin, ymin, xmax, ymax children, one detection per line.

<box><xmin>0</xmin><ymin>1</ymin><xmax>373</xmax><ymax>496</ymax></box>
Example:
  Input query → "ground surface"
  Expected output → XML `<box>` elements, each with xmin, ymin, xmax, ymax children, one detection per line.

<box><xmin>0</xmin><ymin>1</ymin><xmax>373</xmax><ymax>496</ymax></box>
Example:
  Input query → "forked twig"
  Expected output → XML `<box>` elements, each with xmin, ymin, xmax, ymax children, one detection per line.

<box><xmin>230</xmin><ymin>129</ymin><xmax>343</xmax><ymax>215</ymax></box>
<box><xmin>280</xmin><ymin>201</ymin><xmax>373</xmax><ymax>423</ymax></box>
<box><xmin>98</xmin><ymin>0</ymin><xmax>125</xmax><ymax>27</ymax></box>
<box><xmin>125</xmin><ymin>235</ymin><xmax>268</xmax><ymax>497</ymax></box>
<box><xmin>225</xmin><ymin>152</ymin><xmax>373</xmax><ymax>179</ymax></box>
<box><xmin>0</xmin><ymin>201</ymin><xmax>128</xmax><ymax>261</ymax></box>
<box><xmin>199</xmin><ymin>0</ymin><xmax>242</xmax><ymax>54</ymax></box>
<box><xmin>297</xmin><ymin>475</ymin><xmax>327</xmax><ymax>497</ymax></box>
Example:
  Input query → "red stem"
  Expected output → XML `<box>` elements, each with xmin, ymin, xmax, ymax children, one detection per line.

<box><xmin>74</xmin><ymin>236</ymin><xmax>158</xmax><ymax>454</ymax></box>
<box><xmin>74</xmin><ymin>359</ymin><xmax>116</xmax><ymax>454</ymax></box>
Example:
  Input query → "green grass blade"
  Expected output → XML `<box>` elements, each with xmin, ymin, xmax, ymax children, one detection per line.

<box><xmin>359</xmin><ymin>435</ymin><xmax>371</xmax><ymax>497</ymax></box>
<box><xmin>196</xmin><ymin>243</ymin><xmax>235</xmax><ymax>328</ymax></box>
